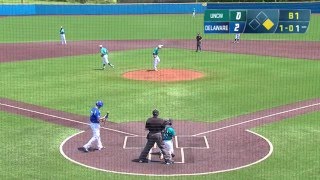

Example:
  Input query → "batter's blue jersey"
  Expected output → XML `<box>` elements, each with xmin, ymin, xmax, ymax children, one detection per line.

<box><xmin>90</xmin><ymin>107</ymin><xmax>101</xmax><ymax>123</ymax></box>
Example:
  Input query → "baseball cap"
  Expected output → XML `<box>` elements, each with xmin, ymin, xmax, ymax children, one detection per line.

<box><xmin>152</xmin><ymin>109</ymin><xmax>159</xmax><ymax>116</ymax></box>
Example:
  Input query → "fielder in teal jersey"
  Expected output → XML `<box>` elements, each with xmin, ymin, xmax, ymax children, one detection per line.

<box><xmin>99</xmin><ymin>45</ymin><xmax>114</xmax><ymax>69</ymax></box>
<box><xmin>161</xmin><ymin>119</ymin><xmax>176</xmax><ymax>159</ymax></box>
<box><xmin>192</xmin><ymin>8</ymin><xmax>196</xmax><ymax>17</ymax></box>
<box><xmin>153</xmin><ymin>45</ymin><xmax>163</xmax><ymax>71</ymax></box>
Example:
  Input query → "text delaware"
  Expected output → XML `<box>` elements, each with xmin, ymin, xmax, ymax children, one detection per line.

<box><xmin>205</xmin><ymin>25</ymin><xmax>229</xmax><ymax>31</ymax></box>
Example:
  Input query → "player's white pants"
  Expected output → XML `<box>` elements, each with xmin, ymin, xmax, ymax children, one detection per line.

<box><xmin>153</xmin><ymin>56</ymin><xmax>160</xmax><ymax>71</ymax></box>
<box><xmin>102</xmin><ymin>55</ymin><xmax>109</xmax><ymax>65</ymax></box>
<box><xmin>60</xmin><ymin>34</ymin><xmax>66</xmax><ymax>44</ymax></box>
<box><xmin>235</xmin><ymin>33</ymin><xmax>240</xmax><ymax>40</ymax></box>
<box><xmin>164</xmin><ymin>140</ymin><xmax>174</xmax><ymax>155</ymax></box>
<box><xmin>83</xmin><ymin>123</ymin><xmax>103</xmax><ymax>149</ymax></box>
<box><xmin>192</xmin><ymin>12</ymin><xmax>196</xmax><ymax>17</ymax></box>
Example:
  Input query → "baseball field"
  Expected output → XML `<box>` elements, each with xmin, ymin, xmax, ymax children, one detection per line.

<box><xmin>0</xmin><ymin>12</ymin><xmax>320</xmax><ymax>179</ymax></box>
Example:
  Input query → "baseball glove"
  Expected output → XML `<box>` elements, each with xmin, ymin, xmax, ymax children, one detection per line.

<box><xmin>101</xmin><ymin>54</ymin><xmax>104</xmax><ymax>57</ymax></box>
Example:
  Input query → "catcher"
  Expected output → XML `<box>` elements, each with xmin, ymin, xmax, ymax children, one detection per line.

<box><xmin>82</xmin><ymin>100</ymin><xmax>109</xmax><ymax>152</ymax></box>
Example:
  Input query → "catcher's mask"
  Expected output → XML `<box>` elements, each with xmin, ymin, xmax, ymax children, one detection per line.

<box><xmin>164</xmin><ymin>119</ymin><xmax>172</xmax><ymax>125</ymax></box>
<box><xmin>96</xmin><ymin>101</ymin><xmax>104</xmax><ymax>108</ymax></box>
<box><xmin>152</xmin><ymin>109</ymin><xmax>159</xmax><ymax>116</ymax></box>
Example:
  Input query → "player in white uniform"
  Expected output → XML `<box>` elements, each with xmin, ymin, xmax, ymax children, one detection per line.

<box><xmin>192</xmin><ymin>8</ymin><xmax>196</xmax><ymax>18</ymax></box>
<box><xmin>159</xmin><ymin>119</ymin><xmax>176</xmax><ymax>160</ymax></box>
<box><xmin>100</xmin><ymin>45</ymin><xmax>114</xmax><ymax>69</ymax></box>
<box><xmin>234</xmin><ymin>33</ymin><xmax>240</xmax><ymax>43</ymax></box>
<box><xmin>60</xmin><ymin>26</ymin><xmax>67</xmax><ymax>45</ymax></box>
<box><xmin>153</xmin><ymin>45</ymin><xmax>163</xmax><ymax>71</ymax></box>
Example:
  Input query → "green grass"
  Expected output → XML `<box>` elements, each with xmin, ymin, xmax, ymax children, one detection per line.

<box><xmin>1</xmin><ymin>48</ymin><xmax>320</xmax><ymax>122</ymax></box>
<box><xmin>1</xmin><ymin>111</ymin><xmax>319</xmax><ymax>179</ymax></box>
<box><xmin>212</xmin><ymin>112</ymin><xmax>320</xmax><ymax>180</ymax></box>
<box><xmin>0</xmin><ymin>14</ymin><xmax>320</xmax><ymax>43</ymax></box>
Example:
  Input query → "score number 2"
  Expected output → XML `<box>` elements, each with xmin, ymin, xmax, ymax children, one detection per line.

<box><xmin>234</xmin><ymin>23</ymin><xmax>240</xmax><ymax>32</ymax></box>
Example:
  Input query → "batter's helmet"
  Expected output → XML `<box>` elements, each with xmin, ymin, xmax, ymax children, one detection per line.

<box><xmin>152</xmin><ymin>109</ymin><xmax>159</xmax><ymax>116</ymax></box>
<box><xmin>96</xmin><ymin>100</ymin><xmax>104</xmax><ymax>108</ymax></box>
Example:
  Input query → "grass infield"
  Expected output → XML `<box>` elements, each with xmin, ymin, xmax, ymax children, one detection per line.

<box><xmin>1</xmin><ymin>49</ymin><xmax>320</xmax><ymax>122</ymax></box>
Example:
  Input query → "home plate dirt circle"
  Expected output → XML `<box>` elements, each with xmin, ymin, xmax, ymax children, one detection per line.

<box><xmin>60</xmin><ymin>121</ymin><xmax>272</xmax><ymax>176</ymax></box>
<box><xmin>122</xmin><ymin>69</ymin><xmax>204</xmax><ymax>82</ymax></box>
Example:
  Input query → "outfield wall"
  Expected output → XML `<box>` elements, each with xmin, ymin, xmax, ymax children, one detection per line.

<box><xmin>0</xmin><ymin>2</ymin><xmax>319</xmax><ymax>16</ymax></box>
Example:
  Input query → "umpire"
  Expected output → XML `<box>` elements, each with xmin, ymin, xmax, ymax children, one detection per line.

<box><xmin>138</xmin><ymin>109</ymin><xmax>173</xmax><ymax>164</ymax></box>
<box><xmin>196</xmin><ymin>32</ymin><xmax>203</xmax><ymax>52</ymax></box>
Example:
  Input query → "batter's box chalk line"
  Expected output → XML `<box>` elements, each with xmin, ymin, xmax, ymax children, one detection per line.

<box><xmin>175</xmin><ymin>135</ymin><xmax>209</xmax><ymax>149</ymax></box>
<box><xmin>123</xmin><ymin>135</ymin><xmax>209</xmax><ymax>149</ymax></box>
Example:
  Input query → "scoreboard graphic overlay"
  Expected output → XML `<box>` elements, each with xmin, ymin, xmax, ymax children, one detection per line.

<box><xmin>204</xmin><ymin>9</ymin><xmax>310</xmax><ymax>34</ymax></box>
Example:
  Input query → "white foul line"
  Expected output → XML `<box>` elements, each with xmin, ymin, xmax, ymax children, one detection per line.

<box><xmin>203</xmin><ymin>136</ymin><xmax>210</xmax><ymax>149</ymax></box>
<box><xmin>123</xmin><ymin>136</ymin><xmax>128</xmax><ymax>149</ymax></box>
<box><xmin>193</xmin><ymin>102</ymin><xmax>320</xmax><ymax>136</ymax></box>
<box><xmin>0</xmin><ymin>102</ymin><xmax>138</xmax><ymax>136</ymax></box>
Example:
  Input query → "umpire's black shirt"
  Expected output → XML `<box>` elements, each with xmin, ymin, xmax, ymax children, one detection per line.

<box><xmin>196</xmin><ymin>35</ymin><xmax>202</xmax><ymax>45</ymax></box>
<box><xmin>145</xmin><ymin>117</ymin><xmax>165</xmax><ymax>133</ymax></box>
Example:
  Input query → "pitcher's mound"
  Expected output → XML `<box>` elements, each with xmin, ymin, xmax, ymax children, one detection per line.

<box><xmin>123</xmin><ymin>69</ymin><xmax>204</xmax><ymax>82</ymax></box>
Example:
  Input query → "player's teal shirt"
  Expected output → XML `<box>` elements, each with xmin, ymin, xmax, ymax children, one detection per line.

<box><xmin>162</xmin><ymin>126</ymin><xmax>176</xmax><ymax>140</ymax></box>
<box><xmin>100</xmin><ymin>47</ymin><xmax>108</xmax><ymax>56</ymax></box>
<box><xmin>153</xmin><ymin>47</ymin><xmax>159</xmax><ymax>55</ymax></box>
<box><xmin>60</xmin><ymin>28</ymin><xmax>65</xmax><ymax>34</ymax></box>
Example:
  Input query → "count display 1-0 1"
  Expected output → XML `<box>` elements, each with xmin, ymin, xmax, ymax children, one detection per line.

<box><xmin>204</xmin><ymin>9</ymin><xmax>310</xmax><ymax>34</ymax></box>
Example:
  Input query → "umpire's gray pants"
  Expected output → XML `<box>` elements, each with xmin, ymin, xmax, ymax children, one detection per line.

<box><xmin>139</xmin><ymin>132</ymin><xmax>171</xmax><ymax>161</ymax></box>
